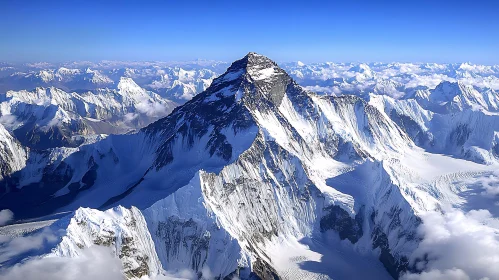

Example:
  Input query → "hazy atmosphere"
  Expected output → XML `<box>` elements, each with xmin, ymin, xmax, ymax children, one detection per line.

<box><xmin>1</xmin><ymin>1</ymin><xmax>499</xmax><ymax>280</ymax></box>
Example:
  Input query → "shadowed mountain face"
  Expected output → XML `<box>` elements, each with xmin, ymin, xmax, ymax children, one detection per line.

<box><xmin>1</xmin><ymin>53</ymin><xmax>499</xmax><ymax>280</ymax></box>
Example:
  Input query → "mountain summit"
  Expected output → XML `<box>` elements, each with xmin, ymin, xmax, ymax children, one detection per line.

<box><xmin>195</xmin><ymin>52</ymin><xmax>293</xmax><ymax>107</ymax></box>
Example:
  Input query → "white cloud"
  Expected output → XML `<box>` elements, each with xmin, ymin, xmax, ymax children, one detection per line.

<box><xmin>458</xmin><ymin>76</ymin><xmax>499</xmax><ymax>91</ymax></box>
<box><xmin>0</xmin><ymin>228</ymin><xmax>58</xmax><ymax>263</ymax></box>
<box><xmin>405</xmin><ymin>74</ymin><xmax>455</xmax><ymax>89</ymax></box>
<box><xmin>304</xmin><ymin>85</ymin><xmax>340</xmax><ymax>95</ymax></box>
<box><xmin>402</xmin><ymin>268</ymin><xmax>470</xmax><ymax>280</ymax></box>
<box><xmin>463</xmin><ymin>170</ymin><xmax>499</xmax><ymax>197</ymax></box>
<box><xmin>401</xmin><ymin>208</ymin><xmax>499</xmax><ymax>280</ymax></box>
<box><xmin>398</xmin><ymin>64</ymin><xmax>422</xmax><ymax>74</ymax></box>
<box><xmin>0</xmin><ymin>115</ymin><xmax>21</xmax><ymax>129</ymax></box>
<box><xmin>135</xmin><ymin>99</ymin><xmax>169</xmax><ymax>118</ymax></box>
<box><xmin>458</xmin><ymin>63</ymin><xmax>494</xmax><ymax>74</ymax></box>
<box><xmin>123</xmin><ymin>112</ymin><xmax>139</xmax><ymax>124</ymax></box>
<box><xmin>478</xmin><ymin>172</ymin><xmax>499</xmax><ymax>197</ymax></box>
<box><xmin>200</xmin><ymin>266</ymin><xmax>213</xmax><ymax>279</ymax></box>
<box><xmin>0</xmin><ymin>246</ymin><xmax>123</xmax><ymax>280</ymax></box>
<box><xmin>285</xmin><ymin>62</ymin><xmax>499</xmax><ymax>100</ymax></box>
<box><xmin>0</xmin><ymin>209</ymin><xmax>13</xmax><ymax>226</ymax></box>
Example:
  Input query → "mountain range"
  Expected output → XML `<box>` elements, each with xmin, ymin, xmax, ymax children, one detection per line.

<box><xmin>0</xmin><ymin>53</ymin><xmax>498</xmax><ymax>280</ymax></box>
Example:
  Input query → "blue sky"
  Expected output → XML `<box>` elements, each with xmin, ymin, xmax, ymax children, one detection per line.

<box><xmin>1</xmin><ymin>0</ymin><xmax>498</xmax><ymax>64</ymax></box>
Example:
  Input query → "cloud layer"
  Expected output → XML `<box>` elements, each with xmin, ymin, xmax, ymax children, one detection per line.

<box><xmin>0</xmin><ymin>246</ymin><xmax>123</xmax><ymax>280</ymax></box>
<box><xmin>402</xmin><ymin>208</ymin><xmax>499</xmax><ymax>280</ymax></box>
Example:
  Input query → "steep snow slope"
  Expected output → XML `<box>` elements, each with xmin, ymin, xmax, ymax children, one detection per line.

<box><xmin>142</xmin><ymin>174</ymin><xmax>251</xmax><ymax>278</ymax></box>
<box><xmin>2</xmin><ymin>53</ymin><xmax>499</xmax><ymax>280</ymax></box>
<box><xmin>0</xmin><ymin>123</ymin><xmax>28</xmax><ymax>180</ymax></box>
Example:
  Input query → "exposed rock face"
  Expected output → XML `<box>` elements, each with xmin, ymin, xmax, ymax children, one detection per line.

<box><xmin>0</xmin><ymin>123</ymin><xmax>27</xmax><ymax>181</ymax></box>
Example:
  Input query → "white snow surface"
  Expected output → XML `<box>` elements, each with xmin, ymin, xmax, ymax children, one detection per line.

<box><xmin>2</xmin><ymin>54</ymin><xmax>499</xmax><ymax>280</ymax></box>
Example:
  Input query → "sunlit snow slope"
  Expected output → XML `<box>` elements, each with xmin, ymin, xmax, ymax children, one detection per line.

<box><xmin>1</xmin><ymin>53</ymin><xmax>499</xmax><ymax>280</ymax></box>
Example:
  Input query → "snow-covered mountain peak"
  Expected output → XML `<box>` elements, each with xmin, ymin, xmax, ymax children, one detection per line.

<box><xmin>430</xmin><ymin>81</ymin><xmax>462</xmax><ymax>100</ymax></box>
<box><xmin>216</xmin><ymin>52</ymin><xmax>287</xmax><ymax>82</ymax></box>
<box><xmin>205</xmin><ymin>52</ymin><xmax>293</xmax><ymax>107</ymax></box>
<box><xmin>429</xmin><ymin>80</ymin><xmax>488</xmax><ymax>109</ymax></box>
<box><xmin>434</xmin><ymin>80</ymin><xmax>467</xmax><ymax>93</ymax></box>
<box><xmin>56</xmin><ymin>67</ymin><xmax>81</xmax><ymax>76</ymax></box>
<box><xmin>117</xmin><ymin>77</ymin><xmax>146</xmax><ymax>96</ymax></box>
<box><xmin>244</xmin><ymin>52</ymin><xmax>286</xmax><ymax>79</ymax></box>
<box><xmin>350</xmin><ymin>63</ymin><xmax>374</xmax><ymax>75</ymax></box>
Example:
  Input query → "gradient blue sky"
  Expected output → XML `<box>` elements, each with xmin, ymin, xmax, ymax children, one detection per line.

<box><xmin>1</xmin><ymin>0</ymin><xmax>498</xmax><ymax>64</ymax></box>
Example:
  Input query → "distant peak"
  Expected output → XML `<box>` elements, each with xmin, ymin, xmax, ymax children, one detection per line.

<box><xmin>117</xmin><ymin>77</ymin><xmax>144</xmax><ymax>95</ymax></box>
<box><xmin>435</xmin><ymin>80</ymin><xmax>468</xmax><ymax>90</ymax></box>
<box><xmin>431</xmin><ymin>80</ymin><xmax>476</xmax><ymax>103</ymax></box>
<box><xmin>118</xmin><ymin>76</ymin><xmax>138</xmax><ymax>85</ymax></box>
<box><xmin>349</xmin><ymin>63</ymin><xmax>372</xmax><ymax>74</ymax></box>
